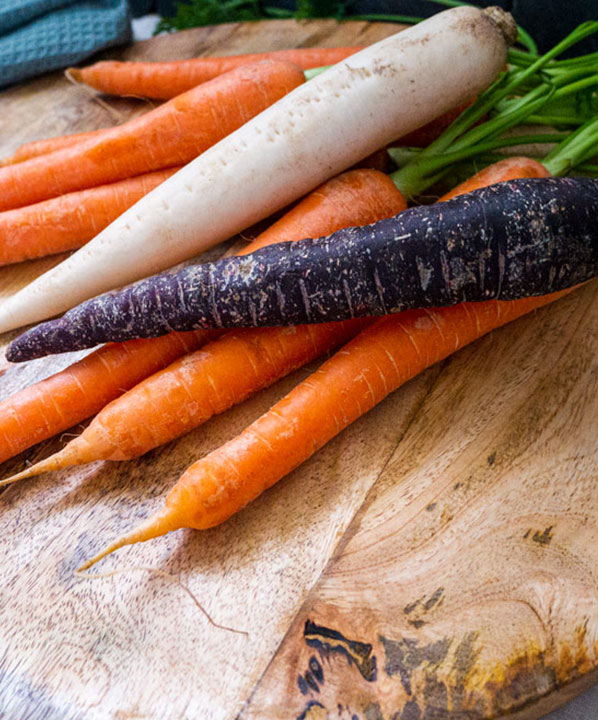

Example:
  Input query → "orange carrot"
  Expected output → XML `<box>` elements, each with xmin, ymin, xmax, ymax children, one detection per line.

<box><xmin>0</xmin><ymin>94</ymin><xmax>467</xmax><ymax>171</ymax></box>
<box><xmin>439</xmin><ymin>156</ymin><xmax>550</xmax><ymax>201</ymax></box>
<box><xmin>0</xmin><ymin>167</ymin><xmax>180</xmax><ymax>265</ymax></box>
<box><xmin>0</xmin><ymin>59</ymin><xmax>305</xmax><ymax>211</ymax></box>
<box><xmin>76</xmin><ymin>156</ymin><xmax>564</xmax><ymax>567</ymax></box>
<box><xmin>3</xmin><ymin>169</ymin><xmax>406</xmax><ymax>481</ymax></box>
<box><xmin>0</xmin><ymin>330</ymin><xmax>207</xmax><ymax>467</ymax></box>
<box><xmin>237</xmin><ymin>168</ymin><xmax>405</xmax><ymax>254</ymax></box>
<box><xmin>80</xmin><ymin>288</ymin><xmax>571</xmax><ymax>569</ymax></box>
<box><xmin>71</xmin><ymin>47</ymin><xmax>365</xmax><ymax>100</ymax></box>
<box><xmin>0</xmin><ymin>129</ymin><xmax>107</xmax><ymax>166</ymax></box>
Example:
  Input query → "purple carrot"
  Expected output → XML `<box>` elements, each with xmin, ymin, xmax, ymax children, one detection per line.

<box><xmin>7</xmin><ymin>177</ymin><xmax>598</xmax><ymax>362</ymax></box>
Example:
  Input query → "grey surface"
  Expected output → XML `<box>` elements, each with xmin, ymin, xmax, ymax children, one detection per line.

<box><xmin>543</xmin><ymin>683</ymin><xmax>598</xmax><ymax>719</ymax></box>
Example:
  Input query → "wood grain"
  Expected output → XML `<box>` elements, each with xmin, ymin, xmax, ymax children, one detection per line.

<box><xmin>241</xmin><ymin>283</ymin><xmax>598</xmax><ymax>720</ymax></box>
<box><xmin>0</xmin><ymin>19</ymin><xmax>596</xmax><ymax>720</ymax></box>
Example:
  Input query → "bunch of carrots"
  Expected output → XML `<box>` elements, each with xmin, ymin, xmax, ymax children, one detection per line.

<box><xmin>0</xmin><ymin>14</ymin><xmax>597</xmax><ymax>572</ymax></box>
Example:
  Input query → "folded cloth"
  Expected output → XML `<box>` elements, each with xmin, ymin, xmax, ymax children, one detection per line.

<box><xmin>0</xmin><ymin>0</ymin><xmax>131</xmax><ymax>89</ymax></box>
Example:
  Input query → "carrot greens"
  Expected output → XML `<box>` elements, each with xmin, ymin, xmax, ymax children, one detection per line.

<box><xmin>388</xmin><ymin>21</ymin><xmax>598</xmax><ymax>198</ymax></box>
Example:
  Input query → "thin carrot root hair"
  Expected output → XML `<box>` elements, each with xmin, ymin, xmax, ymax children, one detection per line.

<box><xmin>75</xmin><ymin>564</ymin><xmax>248</xmax><ymax>636</ymax></box>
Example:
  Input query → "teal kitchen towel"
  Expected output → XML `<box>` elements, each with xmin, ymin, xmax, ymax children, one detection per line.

<box><xmin>0</xmin><ymin>0</ymin><xmax>131</xmax><ymax>88</ymax></box>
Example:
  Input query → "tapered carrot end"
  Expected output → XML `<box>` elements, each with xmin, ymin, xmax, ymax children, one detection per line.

<box><xmin>0</xmin><ymin>437</ymin><xmax>91</xmax><ymax>487</ymax></box>
<box><xmin>76</xmin><ymin>506</ymin><xmax>181</xmax><ymax>573</ymax></box>
<box><xmin>65</xmin><ymin>67</ymin><xmax>83</xmax><ymax>84</ymax></box>
<box><xmin>76</xmin><ymin>538</ymin><xmax>131</xmax><ymax>573</ymax></box>
<box><xmin>0</xmin><ymin>453</ymin><xmax>66</xmax><ymax>486</ymax></box>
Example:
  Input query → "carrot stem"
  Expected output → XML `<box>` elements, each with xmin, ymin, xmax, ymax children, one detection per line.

<box><xmin>388</xmin><ymin>133</ymin><xmax>568</xmax><ymax>168</ymax></box>
<box><xmin>391</xmin><ymin>21</ymin><xmax>598</xmax><ymax>196</ymax></box>
<box><xmin>543</xmin><ymin>116</ymin><xmax>598</xmax><ymax>176</ymax></box>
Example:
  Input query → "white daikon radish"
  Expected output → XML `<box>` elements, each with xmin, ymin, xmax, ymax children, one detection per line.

<box><xmin>0</xmin><ymin>5</ymin><xmax>516</xmax><ymax>333</ymax></box>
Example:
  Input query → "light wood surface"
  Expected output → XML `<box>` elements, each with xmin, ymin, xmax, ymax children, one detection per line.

<box><xmin>0</xmin><ymin>19</ymin><xmax>597</xmax><ymax>720</ymax></box>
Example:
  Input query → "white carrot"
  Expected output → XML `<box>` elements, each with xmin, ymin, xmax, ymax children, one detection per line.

<box><xmin>0</xmin><ymin>6</ymin><xmax>516</xmax><ymax>333</ymax></box>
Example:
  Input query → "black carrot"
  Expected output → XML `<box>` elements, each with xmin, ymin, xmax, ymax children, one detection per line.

<box><xmin>7</xmin><ymin>177</ymin><xmax>598</xmax><ymax>362</ymax></box>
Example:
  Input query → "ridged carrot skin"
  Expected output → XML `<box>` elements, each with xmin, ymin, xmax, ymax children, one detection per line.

<box><xmin>171</xmin><ymin>293</ymin><xmax>572</xmax><ymax>528</ymax></box>
<box><xmin>79</xmin><ymin>289</ymin><xmax>571</xmax><ymax>568</ymax></box>
<box><xmin>71</xmin><ymin>46</ymin><xmax>364</xmax><ymax>99</ymax></box>
<box><xmin>0</xmin><ymin>168</ymin><xmax>180</xmax><ymax>265</ymax></box>
<box><xmin>439</xmin><ymin>156</ymin><xmax>550</xmax><ymax>201</ymax></box>
<box><xmin>0</xmin><ymin>59</ymin><xmax>305</xmax><ymax>212</ymax></box>
<box><xmin>74</xmin><ymin>148</ymin><xmax>562</xmax><ymax>567</ymax></box>
<box><xmin>0</xmin><ymin>6</ymin><xmax>516</xmax><ymax>333</ymax></box>
<box><xmin>0</xmin><ymin>330</ymin><xmax>206</xmax><ymax>466</ymax></box>
<box><xmin>12</xmin><ymin>177</ymin><xmax>597</xmax><ymax>360</ymax></box>
<box><xmin>0</xmin><ymin>129</ymin><xmax>107</xmax><ymax>166</ymax></box>
<box><xmin>3</xmin><ymin>169</ymin><xmax>405</xmax><ymax>479</ymax></box>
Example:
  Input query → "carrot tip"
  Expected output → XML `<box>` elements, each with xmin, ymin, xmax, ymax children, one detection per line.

<box><xmin>76</xmin><ymin>541</ymin><xmax>125</xmax><ymax>573</ymax></box>
<box><xmin>77</xmin><ymin>506</ymin><xmax>181</xmax><ymax>572</ymax></box>
<box><xmin>0</xmin><ymin>441</ymin><xmax>85</xmax><ymax>487</ymax></box>
<box><xmin>0</xmin><ymin>464</ymin><xmax>42</xmax><ymax>486</ymax></box>
<box><xmin>65</xmin><ymin>67</ymin><xmax>83</xmax><ymax>84</ymax></box>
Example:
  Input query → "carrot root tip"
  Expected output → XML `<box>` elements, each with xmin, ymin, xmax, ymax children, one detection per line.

<box><xmin>77</xmin><ymin>506</ymin><xmax>181</xmax><ymax>572</ymax></box>
<box><xmin>65</xmin><ymin>67</ymin><xmax>83</xmax><ymax>84</ymax></box>
<box><xmin>0</xmin><ymin>441</ymin><xmax>86</xmax><ymax>487</ymax></box>
<box><xmin>0</xmin><ymin>464</ymin><xmax>44</xmax><ymax>486</ymax></box>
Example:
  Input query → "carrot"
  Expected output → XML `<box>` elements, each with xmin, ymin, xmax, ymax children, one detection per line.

<box><xmin>73</xmin><ymin>145</ymin><xmax>565</xmax><ymax>567</ymax></box>
<box><xmin>12</xmin><ymin>176</ymin><xmax>597</xmax><ymax>360</ymax></box>
<box><xmin>75</xmin><ymin>150</ymin><xmax>570</xmax><ymax>570</ymax></box>
<box><xmin>70</xmin><ymin>46</ymin><xmax>365</xmax><ymax>100</ymax></box>
<box><xmin>0</xmin><ymin>99</ymin><xmax>468</xmax><ymax>170</ymax></box>
<box><xmin>79</xmin><ymin>288</ymin><xmax>572</xmax><ymax>569</ymax></box>
<box><xmin>2</xmin><ymin>169</ymin><xmax>406</xmax><ymax>481</ymax></box>
<box><xmin>0</xmin><ymin>129</ymin><xmax>107</xmax><ymax>166</ymax></box>
<box><xmin>0</xmin><ymin>157</ymin><xmax>553</xmax><ymax>473</ymax></box>
<box><xmin>0</xmin><ymin>168</ymin><xmax>180</xmax><ymax>266</ymax></box>
<box><xmin>0</xmin><ymin>330</ymin><xmax>207</xmax><ymax>467</ymax></box>
<box><xmin>438</xmin><ymin>156</ymin><xmax>550</xmax><ymax>201</ymax></box>
<box><xmin>0</xmin><ymin>6</ymin><xmax>515</xmax><ymax>332</ymax></box>
<box><xmin>0</xmin><ymin>59</ymin><xmax>305</xmax><ymax>213</ymax></box>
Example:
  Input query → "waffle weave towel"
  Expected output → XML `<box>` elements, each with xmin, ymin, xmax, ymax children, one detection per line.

<box><xmin>0</xmin><ymin>0</ymin><xmax>130</xmax><ymax>88</ymax></box>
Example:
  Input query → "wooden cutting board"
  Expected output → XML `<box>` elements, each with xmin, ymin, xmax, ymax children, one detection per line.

<box><xmin>0</xmin><ymin>19</ymin><xmax>597</xmax><ymax>720</ymax></box>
